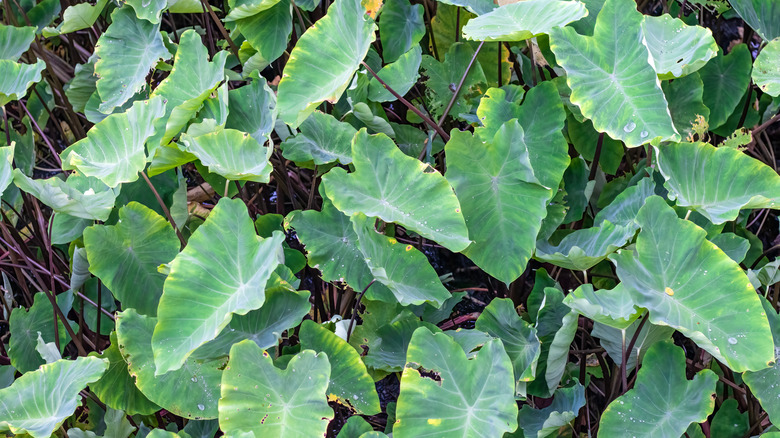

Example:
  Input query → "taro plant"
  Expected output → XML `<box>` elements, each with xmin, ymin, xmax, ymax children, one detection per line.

<box><xmin>0</xmin><ymin>0</ymin><xmax>779</xmax><ymax>436</ymax></box>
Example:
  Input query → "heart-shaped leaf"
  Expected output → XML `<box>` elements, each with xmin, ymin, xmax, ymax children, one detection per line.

<box><xmin>461</xmin><ymin>0</ymin><xmax>587</xmax><ymax>42</ymax></box>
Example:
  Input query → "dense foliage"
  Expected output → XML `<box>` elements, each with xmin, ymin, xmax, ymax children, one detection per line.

<box><xmin>0</xmin><ymin>0</ymin><xmax>779</xmax><ymax>436</ymax></box>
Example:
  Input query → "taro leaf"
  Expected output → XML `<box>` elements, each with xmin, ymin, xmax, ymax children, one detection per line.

<box><xmin>534</xmin><ymin>221</ymin><xmax>636</xmax><ymax>271</ymax></box>
<box><xmin>549</xmin><ymin>0</ymin><xmax>678</xmax><ymax>147</ymax></box>
<box><xmin>368</xmin><ymin>45</ymin><xmax>422</xmax><ymax>102</ymax></box>
<box><xmin>709</xmin><ymin>233</ymin><xmax>750</xmax><ymax>264</ymax></box>
<box><xmin>152</xmin><ymin>198</ymin><xmax>284</xmax><ymax>375</ymax></box>
<box><xmin>180</xmin><ymin>127</ymin><xmax>273</xmax><ymax>182</ymax></box>
<box><xmin>698</xmin><ymin>45</ymin><xmax>752</xmax><ymax>130</ymax></box>
<box><xmin>351</xmin><ymin>213</ymin><xmax>450</xmax><ymax>307</ymax></box>
<box><xmin>592</xmin><ymin>176</ymin><xmax>655</xmax><ymax>229</ymax></box>
<box><xmin>661</xmin><ymin>71</ymin><xmax>711</xmax><ymax>139</ymax></box>
<box><xmin>94</xmin><ymin>7</ymin><xmax>171</xmax><ymax>113</ymax></box>
<box><xmin>322</xmin><ymin>129</ymin><xmax>470</xmax><ymax>252</ymax></box>
<box><xmin>0</xmin><ymin>60</ymin><xmax>46</xmax><ymax>106</ymax></box>
<box><xmin>42</xmin><ymin>0</ymin><xmax>109</xmax><ymax>36</ymax></box>
<box><xmin>0</xmin><ymin>24</ymin><xmax>35</xmax><ymax>59</ymax></box>
<box><xmin>515</xmin><ymin>384</ymin><xmax>585</xmax><ymax>438</ymax></box>
<box><xmin>60</xmin><ymin>97</ymin><xmax>166</xmax><ymax>187</ymax></box>
<box><xmin>338</xmin><ymin>416</ymin><xmax>374</xmax><ymax>438</ymax></box>
<box><xmin>753</xmin><ymin>38</ymin><xmax>780</xmax><ymax>97</ymax></box>
<box><xmin>147</xmin><ymin>143</ymin><xmax>197</xmax><ymax>176</ymax></box>
<box><xmin>226</xmin><ymin>73</ymin><xmax>277</xmax><ymax>144</ymax></box>
<box><xmin>599</xmin><ymin>340</ymin><xmax>717</xmax><ymax>436</ymax></box>
<box><xmin>611</xmin><ymin>196</ymin><xmax>774</xmax><ymax>372</ymax></box>
<box><xmin>125</xmin><ymin>0</ymin><xmax>167</xmax><ymax>23</ymax></box>
<box><xmin>149</xmin><ymin>30</ymin><xmax>228</xmax><ymax>146</ymax></box>
<box><xmin>277</xmin><ymin>0</ymin><xmax>375</xmax><ymax>127</ymax></box>
<box><xmin>461</xmin><ymin>0</ymin><xmax>587</xmax><ymax>42</ymax></box>
<box><xmin>728</xmin><ymin>0</ymin><xmax>780</xmax><ymax>41</ymax></box>
<box><xmin>563</xmin><ymin>284</ymin><xmax>640</xmax><ymax>329</ymax></box>
<box><xmin>225</xmin><ymin>0</ymin><xmax>281</xmax><ymax>20</ymax></box>
<box><xmin>299</xmin><ymin>320</ymin><xmax>381</xmax><ymax>415</ymax></box>
<box><xmin>188</xmin><ymin>284</ymin><xmax>310</xmax><ymax>360</ymax></box>
<box><xmin>421</xmin><ymin>43</ymin><xmax>487</xmax><ymax>120</ymax></box>
<box><xmin>641</xmin><ymin>14</ymin><xmax>718</xmax><ymax>79</ymax></box>
<box><xmin>710</xmin><ymin>399</ymin><xmax>749</xmax><ymax>438</ymax></box>
<box><xmin>235</xmin><ymin>0</ymin><xmax>293</xmax><ymax>73</ymax></box>
<box><xmin>83</xmin><ymin>202</ymin><xmax>179</xmax><ymax>317</ymax></box>
<box><xmin>474</xmin><ymin>86</ymin><xmax>524</xmax><ymax>138</ymax></box>
<box><xmin>566</xmin><ymin>114</ymin><xmax>624</xmax><ymax>175</ymax></box>
<box><xmin>592</xmin><ymin>316</ymin><xmax>674</xmax><ymax>372</ymax></box>
<box><xmin>655</xmin><ymin>141</ymin><xmax>780</xmax><ymax>224</ymax></box>
<box><xmin>65</xmin><ymin>55</ymin><xmax>98</xmax><ymax>114</ymax></box>
<box><xmin>474</xmin><ymin>298</ymin><xmax>541</xmax><ymax>384</ymax></box>
<box><xmin>116</xmin><ymin>309</ymin><xmax>224</xmax><ymax>419</ymax></box>
<box><xmin>89</xmin><ymin>332</ymin><xmax>160</xmax><ymax>416</ymax></box>
<box><xmin>218</xmin><ymin>341</ymin><xmax>333</xmax><ymax>437</ymax></box>
<box><xmin>0</xmin><ymin>356</ymin><xmax>108</xmax><ymax>438</ymax></box>
<box><xmin>280</xmin><ymin>111</ymin><xmax>357</xmax><ymax>165</ymax></box>
<box><xmin>743</xmin><ymin>298</ymin><xmax>780</xmax><ymax>427</ymax></box>
<box><xmin>379</xmin><ymin>0</ymin><xmax>425</xmax><ymax>63</ymax></box>
<box><xmin>446</xmin><ymin>122</ymin><xmax>550</xmax><ymax>282</ymax></box>
<box><xmin>0</xmin><ymin>144</ymin><xmax>13</xmax><ymax>195</ymax></box>
<box><xmin>394</xmin><ymin>328</ymin><xmax>518</xmax><ymax>437</ymax></box>
<box><xmin>8</xmin><ymin>292</ymin><xmax>70</xmax><ymax>373</ymax></box>
<box><xmin>434</xmin><ymin>0</ymin><xmax>495</xmax><ymax>15</ymax></box>
<box><xmin>182</xmin><ymin>419</ymin><xmax>220</xmax><ymax>438</ymax></box>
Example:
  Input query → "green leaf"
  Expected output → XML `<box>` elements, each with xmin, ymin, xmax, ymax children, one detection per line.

<box><xmin>710</xmin><ymin>233</ymin><xmax>750</xmax><ymax>264</ymax></box>
<box><xmin>710</xmin><ymin>399</ymin><xmax>749</xmax><ymax>438</ymax></box>
<box><xmin>421</xmin><ymin>43</ymin><xmax>487</xmax><ymax>120</ymax></box>
<box><xmin>125</xmin><ymin>0</ymin><xmax>168</xmax><ymax>23</ymax></box>
<box><xmin>599</xmin><ymin>340</ymin><xmax>717</xmax><ymax>437</ymax></box>
<box><xmin>535</xmin><ymin>221</ymin><xmax>636</xmax><ymax>271</ymax></box>
<box><xmin>743</xmin><ymin>298</ymin><xmax>780</xmax><ymax>427</ymax></box>
<box><xmin>235</xmin><ymin>0</ymin><xmax>293</xmax><ymax>73</ymax></box>
<box><xmin>0</xmin><ymin>59</ymin><xmax>46</xmax><ymax>106</ymax></box>
<box><xmin>662</xmin><ymin>71</ymin><xmax>711</xmax><ymax>139</ymax></box>
<box><xmin>8</xmin><ymin>292</ymin><xmax>70</xmax><ymax>373</ymax></box>
<box><xmin>65</xmin><ymin>55</ymin><xmax>98</xmax><ymax>113</ymax></box>
<box><xmin>379</xmin><ymin>0</ymin><xmax>425</xmax><ymax>63</ymax></box>
<box><xmin>41</xmin><ymin>0</ymin><xmax>109</xmax><ymax>36</ymax></box>
<box><xmin>116</xmin><ymin>309</ymin><xmax>224</xmax><ymax>419</ymax></box>
<box><xmin>94</xmin><ymin>7</ymin><xmax>170</xmax><ymax>113</ymax></box>
<box><xmin>656</xmin><ymin>141</ymin><xmax>780</xmax><ymax>224</ymax></box>
<box><xmin>152</xmin><ymin>198</ymin><xmax>284</xmax><ymax>375</ymax></box>
<box><xmin>368</xmin><ymin>45</ymin><xmax>422</xmax><ymax>102</ymax></box>
<box><xmin>60</xmin><ymin>97</ymin><xmax>166</xmax><ymax>187</ymax></box>
<box><xmin>180</xmin><ymin>126</ymin><xmax>273</xmax><ymax>182</ymax></box>
<box><xmin>641</xmin><ymin>14</ymin><xmax>718</xmax><ymax>79</ymax></box>
<box><xmin>226</xmin><ymin>73</ymin><xmax>277</xmax><ymax>144</ymax></box>
<box><xmin>218</xmin><ymin>341</ymin><xmax>333</xmax><ymax>436</ymax></box>
<box><xmin>0</xmin><ymin>356</ymin><xmax>108</xmax><ymax>438</ymax></box>
<box><xmin>563</xmin><ymin>284</ymin><xmax>640</xmax><ymax>329</ymax></box>
<box><xmin>445</xmin><ymin>122</ymin><xmax>550</xmax><ymax>283</ymax></box>
<box><xmin>322</xmin><ymin>129</ymin><xmax>470</xmax><ymax>252</ymax></box>
<box><xmin>434</xmin><ymin>0</ymin><xmax>495</xmax><ymax>15</ymax></box>
<box><xmin>753</xmin><ymin>38</ymin><xmax>780</xmax><ymax>97</ymax></box>
<box><xmin>337</xmin><ymin>416</ymin><xmax>374</xmax><ymax>438</ymax></box>
<box><xmin>281</xmin><ymin>111</ymin><xmax>357</xmax><ymax>165</ymax></box>
<box><xmin>351</xmin><ymin>213</ymin><xmax>450</xmax><ymax>306</ymax></box>
<box><xmin>728</xmin><ymin>0</ymin><xmax>780</xmax><ymax>41</ymax></box>
<box><xmin>592</xmin><ymin>316</ymin><xmax>674</xmax><ymax>372</ymax></box>
<box><xmin>697</xmin><ymin>45</ymin><xmax>752</xmax><ymax>129</ymax></box>
<box><xmin>13</xmin><ymin>171</ymin><xmax>120</xmax><ymax>220</ymax></box>
<box><xmin>549</xmin><ymin>0</ymin><xmax>679</xmax><ymax>147</ymax></box>
<box><xmin>149</xmin><ymin>30</ymin><xmax>228</xmax><ymax>146</ymax></box>
<box><xmin>299</xmin><ymin>320</ymin><xmax>381</xmax><ymax>414</ymax></box>
<box><xmin>395</xmin><ymin>328</ymin><xmax>518</xmax><ymax>437</ymax></box>
<box><xmin>226</xmin><ymin>0</ymin><xmax>281</xmax><ymax>20</ymax></box>
<box><xmin>83</xmin><ymin>202</ymin><xmax>179</xmax><ymax>316</ymax></box>
<box><xmin>0</xmin><ymin>24</ymin><xmax>36</xmax><ymax>59</ymax></box>
<box><xmin>474</xmin><ymin>298</ymin><xmax>540</xmax><ymax>384</ymax></box>
<box><xmin>611</xmin><ymin>196</ymin><xmax>774</xmax><ymax>372</ymax></box>
<box><xmin>515</xmin><ymin>384</ymin><xmax>585</xmax><ymax>438</ymax></box>
<box><xmin>277</xmin><ymin>0</ymin><xmax>376</xmax><ymax>127</ymax></box>
<box><xmin>89</xmin><ymin>332</ymin><xmax>160</xmax><ymax>416</ymax></box>
<box><xmin>461</xmin><ymin>0</ymin><xmax>587</xmax><ymax>42</ymax></box>
<box><xmin>0</xmin><ymin>143</ymin><xmax>13</xmax><ymax>195</ymax></box>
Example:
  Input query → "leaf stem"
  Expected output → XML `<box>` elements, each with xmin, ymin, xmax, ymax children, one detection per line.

<box><xmin>589</xmin><ymin>132</ymin><xmax>604</xmax><ymax>180</ymax></box>
<box><xmin>346</xmin><ymin>279</ymin><xmax>375</xmax><ymax>342</ymax></box>
<box><xmin>200</xmin><ymin>0</ymin><xmax>241</xmax><ymax>59</ymax></box>
<box><xmin>435</xmin><ymin>41</ymin><xmax>485</xmax><ymax>130</ymax></box>
<box><xmin>141</xmin><ymin>171</ymin><xmax>186</xmax><ymax>248</ymax></box>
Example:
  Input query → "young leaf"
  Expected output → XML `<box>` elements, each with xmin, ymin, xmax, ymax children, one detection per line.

<box><xmin>152</xmin><ymin>198</ymin><xmax>284</xmax><ymax>375</ymax></box>
<box><xmin>611</xmin><ymin>196</ymin><xmax>774</xmax><ymax>372</ymax></box>
<box><xmin>599</xmin><ymin>340</ymin><xmax>717</xmax><ymax>436</ymax></box>
<box><xmin>549</xmin><ymin>0</ymin><xmax>679</xmax><ymax>147</ymax></box>
<box><xmin>218</xmin><ymin>341</ymin><xmax>333</xmax><ymax>437</ymax></box>
<box><xmin>641</xmin><ymin>14</ymin><xmax>718</xmax><ymax>79</ymax></box>
<box><xmin>461</xmin><ymin>0</ymin><xmax>588</xmax><ymax>42</ymax></box>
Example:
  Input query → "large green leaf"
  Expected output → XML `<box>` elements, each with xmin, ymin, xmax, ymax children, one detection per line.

<box><xmin>218</xmin><ymin>341</ymin><xmax>333</xmax><ymax>437</ymax></box>
<box><xmin>180</xmin><ymin>126</ymin><xmax>273</xmax><ymax>183</ymax></box>
<box><xmin>641</xmin><ymin>14</ymin><xmax>718</xmax><ymax>79</ymax></box>
<box><xmin>42</xmin><ymin>0</ymin><xmax>108</xmax><ymax>36</ymax></box>
<box><xmin>728</xmin><ymin>0</ymin><xmax>780</xmax><ymax>41</ymax></box>
<box><xmin>697</xmin><ymin>45</ymin><xmax>752</xmax><ymax>129</ymax></box>
<box><xmin>152</xmin><ymin>198</ymin><xmax>284</xmax><ymax>375</ymax></box>
<box><xmin>60</xmin><ymin>97</ymin><xmax>166</xmax><ymax>187</ymax></box>
<box><xmin>743</xmin><ymin>298</ymin><xmax>780</xmax><ymax>427</ymax></box>
<box><xmin>394</xmin><ymin>328</ymin><xmax>518</xmax><ymax>437</ymax></box>
<box><xmin>235</xmin><ymin>0</ymin><xmax>292</xmax><ymax>73</ymax></box>
<box><xmin>535</xmin><ymin>221</ymin><xmax>636</xmax><ymax>271</ymax></box>
<box><xmin>94</xmin><ymin>7</ymin><xmax>171</xmax><ymax>113</ymax></box>
<box><xmin>277</xmin><ymin>0</ymin><xmax>376</xmax><ymax>127</ymax></box>
<box><xmin>225</xmin><ymin>73</ymin><xmax>277</xmax><ymax>144</ymax></box>
<box><xmin>753</xmin><ymin>38</ymin><xmax>780</xmax><ymax>97</ymax></box>
<box><xmin>299</xmin><ymin>320</ymin><xmax>380</xmax><ymax>414</ymax></box>
<box><xmin>322</xmin><ymin>129</ymin><xmax>470</xmax><ymax>252</ymax></box>
<box><xmin>379</xmin><ymin>0</ymin><xmax>425</xmax><ymax>63</ymax></box>
<box><xmin>655</xmin><ymin>141</ymin><xmax>780</xmax><ymax>224</ymax></box>
<box><xmin>599</xmin><ymin>340</ymin><xmax>717</xmax><ymax>436</ymax></box>
<box><xmin>116</xmin><ymin>309</ymin><xmax>224</xmax><ymax>419</ymax></box>
<box><xmin>12</xmin><ymin>171</ymin><xmax>119</xmax><ymax>221</ymax></box>
<box><xmin>611</xmin><ymin>196</ymin><xmax>774</xmax><ymax>372</ymax></box>
<box><xmin>83</xmin><ymin>202</ymin><xmax>179</xmax><ymax>316</ymax></box>
<box><xmin>549</xmin><ymin>0</ymin><xmax>678</xmax><ymax>147</ymax></box>
<box><xmin>446</xmin><ymin>121</ymin><xmax>550</xmax><ymax>283</ymax></box>
<box><xmin>0</xmin><ymin>59</ymin><xmax>46</xmax><ymax>106</ymax></box>
<box><xmin>149</xmin><ymin>30</ymin><xmax>228</xmax><ymax>146</ymax></box>
<box><xmin>281</xmin><ymin>111</ymin><xmax>356</xmax><ymax>165</ymax></box>
<box><xmin>8</xmin><ymin>292</ymin><xmax>70</xmax><ymax>373</ymax></box>
<box><xmin>351</xmin><ymin>213</ymin><xmax>450</xmax><ymax>306</ymax></box>
<box><xmin>461</xmin><ymin>0</ymin><xmax>587</xmax><ymax>42</ymax></box>
<box><xmin>225</xmin><ymin>0</ymin><xmax>281</xmax><ymax>20</ymax></box>
<box><xmin>368</xmin><ymin>45</ymin><xmax>422</xmax><ymax>102</ymax></box>
<box><xmin>0</xmin><ymin>357</ymin><xmax>107</xmax><ymax>438</ymax></box>
<box><xmin>0</xmin><ymin>24</ymin><xmax>35</xmax><ymax>59</ymax></box>
<box><xmin>662</xmin><ymin>72</ymin><xmax>711</xmax><ymax>139</ymax></box>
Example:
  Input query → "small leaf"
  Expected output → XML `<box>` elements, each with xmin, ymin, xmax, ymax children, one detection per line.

<box><xmin>753</xmin><ymin>37</ymin><xmax>780</xmax><ymax>97</ymax></box>
<box><xmin>461</xmin><ymin>0</ymin><xmax>588</xmax><ymax>42</ymax></box>
<box><xmin>180</xmin><ymin>127</ymin><xmax>273</xmax><ymax>183</ymax></box>
<box><xmin>281</xmin><ymin>111</ymin><xmax>357</xmax><ymax>165</ymax></box>
<box><xmin>564</xmin><ymin>284</ymin><xmax>640</xmax><ymax>329</ymax></box>
<box><xmin>515</xmin><ymin>384</ymin><xmax>585</xmax><ymax>438</ymax></box>
<box><xmin>0</xmin><ymin>59</ymin><xmax>46</xmax><ymax>106</ymax></box>
<box><xmin>662</xmin><ymin>72</ymin><xmax>711</xmax><ymax>139</ymax></box>
<box><xmin>698</xmin><ymin>45</ymin><xmax>752</xmax><ymax>130</ymax></box>
<box><xmin>226</xmin><ymin>73</ymin><xmax>277</xmax><ymax>144</ymax></box>
<box><xmin>0</xmin><ymin>24</ymin><xmax>36</xmax><ymax>59</ymax></box>
<box><xmin>368</xmin><ymin>45</ymin><xmax>422</xmax><ymax>102</ymax></box>
<box><xmin>641</xmin><ymin>14</ymin><xmax>718</xmax><ymax>79</ymax></box>
<box><xmin>8</xmin><ymin>292</ymin><xmax>70</xmax><ymax>373</ymax></box>
<box><xmin>379</xmin><ymin>0</ymin><xmax>425</xmax><ymax>62</ymax></box>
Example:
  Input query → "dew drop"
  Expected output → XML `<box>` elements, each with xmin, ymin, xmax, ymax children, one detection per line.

<box><xmin>640</xmin><ymin>130</ymin><xmax>649</xmax><ymax>138</ymax></box>
<box><xmin>197</xmin><ymin>404</ymin><xmax>205</xmax><ymax>411</ymax></box>
<box><xmin>623</xmin><ymin>121</ymin><xmax>637</xmax><ymax>133</ymax></box>
<box><xmin>191</xmin><ymin>377</ymin><xmax>197</xmax><ymax>382</ymax></box>
<box><xmin>728</xmin><ymin>337</ymin><xmax>738</xmax><ymax>345</ymax></box>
